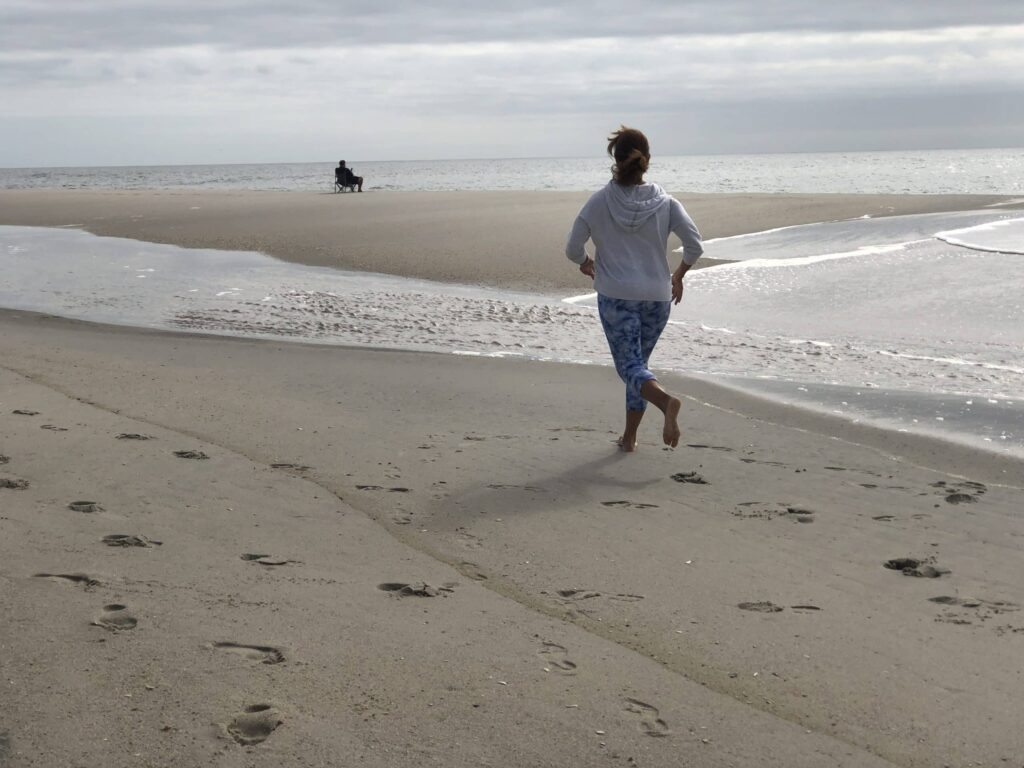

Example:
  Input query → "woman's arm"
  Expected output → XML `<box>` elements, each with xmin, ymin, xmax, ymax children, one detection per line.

<box><xmin>670</xmin><ymin>200</ymin><xmax>702</xmax><ymax>304</ymax></box>
<box><xmin>565</xmin><ymin>215</ymin><xmax>595</xmax><ymax>278</ymax></box>
<box><xmin>670</xmin><ymin>199</ymin><xmax>703</xmax><ymax>266</ymax></box>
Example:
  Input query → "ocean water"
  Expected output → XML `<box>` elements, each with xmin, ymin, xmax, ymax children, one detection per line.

<box><xmin>2</xmin><ymin>148</ymin><xmax>1023</xmax><ymax>195</ymax></box>
<box><xmin>2</xmin><ymin>208</ymin><xmax>1023</xmax><ymax>456</ymax></box>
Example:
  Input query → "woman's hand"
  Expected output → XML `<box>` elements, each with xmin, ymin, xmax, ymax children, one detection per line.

<box><xmin>671</xmin><ymin>273</ymin><xmax>685</xmax><ymax>304</ymax></box>
<box><xmin>579</xmin><ymin>256</ymin><xmax>596</xmax><ymax>279</ymax></box>
<box><xmin>672</xmin><ymin>263</ymin><xmax>690</xmax><ymax>304</ymax></box>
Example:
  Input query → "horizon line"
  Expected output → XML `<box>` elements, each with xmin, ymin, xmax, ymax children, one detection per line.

<box><xmin>2</xmin><ymin>145</ymin><xmax>1022</xmax><ymax>172</ymax></box>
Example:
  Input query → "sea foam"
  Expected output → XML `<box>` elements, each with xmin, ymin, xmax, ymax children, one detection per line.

<box><xmin>935</xmin><ymin>217</ymin><xmax>1024</xmax><ymax>255</ymax></box>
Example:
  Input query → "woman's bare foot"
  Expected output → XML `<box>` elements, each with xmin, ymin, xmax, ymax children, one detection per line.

<box><xmin>662</xmin><ymin>397</ymin><xmax>681</xmax><ymax>447</ymax></box>
<box><xmin>616</xmin><ymin>435</ymin><xmax>638</xmax><ymax>453</ymax></box>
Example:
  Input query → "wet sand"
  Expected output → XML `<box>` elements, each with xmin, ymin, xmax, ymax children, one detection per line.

<box><xmin>1</xmin><ymin>308</ymin><xmax>1022</xmax><ymax>767</ymax></box>
<box><xmin>1</xmin><ymin>189</ymin><xmax>1019</xmax><ymax>294</ymax></box>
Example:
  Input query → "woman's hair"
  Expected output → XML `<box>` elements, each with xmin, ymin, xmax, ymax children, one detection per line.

<box><xmin>607</xmin><ymin>126</ymin><xmax>650</xmax><ymax>186</ymax></box>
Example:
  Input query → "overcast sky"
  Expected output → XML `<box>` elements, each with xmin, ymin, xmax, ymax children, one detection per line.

<box><xmin>1</xmin><ymin>1</ymin><xmax>1021</xmax><ymax>166</ymax></box>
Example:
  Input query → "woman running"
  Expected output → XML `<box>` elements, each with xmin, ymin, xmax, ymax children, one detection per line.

<box><xmin>565</xmin><ymin>126</ymin><xmax>703</xmax><ymax>451</ymax></box>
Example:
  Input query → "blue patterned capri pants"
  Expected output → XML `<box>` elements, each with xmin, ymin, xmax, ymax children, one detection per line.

<box><xmin>597</xmin><ymin>294</ymin><xmax>672</xmax><ymax>412</ymax></box>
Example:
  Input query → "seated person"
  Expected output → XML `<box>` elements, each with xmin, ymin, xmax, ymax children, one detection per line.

<box><xmin>335</xmin><ymin>160</ymin><xmax>363</xmax><ymax>192</ymax></box>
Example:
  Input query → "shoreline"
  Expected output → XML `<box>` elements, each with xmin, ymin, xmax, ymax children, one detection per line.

<box><xmin>3</xmin><ymin>290</ymin><xmax>1022</xmax><ymax>470</ymax></box>
<box><xmin>2</xmin><ymin>189</ymin><xmax>1020</xmax><ymax>294</ymax></box>
<box><xmin>3</xmin><ymin>306</ymin><xmax>1021</xmax><ymax>481</ymax></box>
<box><xmin>2</xmin><ymin>191</ymin><xmax>1022</xmax><ymax>462</ymax></box>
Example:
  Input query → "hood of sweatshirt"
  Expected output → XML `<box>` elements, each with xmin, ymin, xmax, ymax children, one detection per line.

<box><xmin>603</xmin><ymin>181</ymin><xmax>671</xmax><ymax>231</ymax></box>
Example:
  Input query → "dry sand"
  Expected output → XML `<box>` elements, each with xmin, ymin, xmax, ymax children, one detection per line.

<box><xmin>2</xmin><ymin>190</ymin><xmax>1023</xmax><ymax>767</ymax></box>
<box><xmin>1</xmin><ymin>309</ymin><xmax>1022</xmax><ymax>768</ymax></box>
<box><xmin>1</xmin><ymin>188</ymin><xmax>1018</xmax><ymax>293</ymax></box>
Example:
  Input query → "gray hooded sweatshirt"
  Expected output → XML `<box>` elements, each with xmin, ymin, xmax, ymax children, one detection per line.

<box><xmin>565</xmin><ymin>181</ymin><xmax>703</xmax><ymax>301</ymax></box>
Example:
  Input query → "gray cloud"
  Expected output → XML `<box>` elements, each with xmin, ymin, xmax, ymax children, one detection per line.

<box><xmin>1</xmin><ymin>1</ymin><xmax>1021</xmax><ymax>165</ymax></box>
<box><xmin>2</xmin><ymin>1</ymin><xmax>1023</xmax><ymax>51</ymax></box>
<box><xmin>5</xmin><ymin>26</ymin><xmax>1019</xmax><ymax>110</ymax></box>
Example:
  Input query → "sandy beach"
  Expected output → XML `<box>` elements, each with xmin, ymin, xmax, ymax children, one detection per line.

<box><xmin>2</xmin><ymin>191</ymin><xmax>1024</xmax><ymax>767</ymax></box>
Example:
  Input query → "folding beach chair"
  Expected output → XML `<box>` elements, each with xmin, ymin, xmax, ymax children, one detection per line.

<box><xmin>334</xmin><ymin>174</ymin><xmax>357</xmax><ymax>193</ymax></box>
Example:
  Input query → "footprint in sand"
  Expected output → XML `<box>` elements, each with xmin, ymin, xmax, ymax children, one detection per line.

<box><xmin>93</xmin><ymin>604</ymin><xmax>137</xmax><ymax>631</ymax></box>
<box><xmin>460</xmin><ymin>562</ymin><xmax>488</xmax><ymax>581</ymax></box>
<box><xmin>102</xmin><ymin>534</ymin><xmax>161</xmax><ymax>547</ymax></box>
<box><xmin>456</xmin><ymin>530</ymin><xmax>483</xmax><ymax>549</ymax></box>
<box><xmin>733</xmin><ymin>503</ymin><xmax>814</xmax><ymax>522</ymax></box>
<box><xmin>40</xmin><ymin>424</ymin><xmax>68</xmax><ymax>432</ymax></box>
<box><xmin>739</xmin><ymin>457</ymin><xmax>787</xmax><ymax>467</ymax></box>
<box><xmin>608</xmin><ymin>593</ymin><xmax>645</xmax><ymax>602</ymax></box>
<box><xmin>787</xmin><ymin>507</ymin><xmax>816</xmax><ymax>523</ymax></box>
<box><xmin>116</xmin><ymin>433</ymin><xmax>153</xmax><ymax>440</ymax></box>
<box><xmin>226</xmin><ymin>704</ymin><xmax>282</xmax><ymax>745</ymax></box>
<box><xmin>213</xmin><ymin>641</ymin><xmax>285</xmax><ymax>664</ymax></box>
<box><xmin>737</xmin><ymin>601</ymin><xmax>783</xmax><ymax>613</ymax></box>
<box><xmin>670</xmin><ymin>471</ymin><xmax>708</xmax><ymax>485</ymax></box>
<box><xmin>0</xmin><ymin>454</ymin><xmax>9</xmax><ymax>465</ymax></box>
<box><xmin>686</xmin><ymin>443</ymin><xmax>733</xmax><ymax>452</ymax></box>
<box><xmin>11</xmin><ymin>409</ymin><xmax>39</xmax><ymax>416</ymax></box>
<box><xmin>240</xmin><ymin>553</ymin><xmax>294</xmax><ymax>566</ymax></box>
<box><xmin>173</xmin><ymin>450</ymin><xmax>209</xmax><ymax>460</ymax></box>
<box><xmin>930</xmin><ymin>480</ymin><xmax>987</xmax><ymax>505</ymax></box>
<box><xmin>945</xmin><ymin>493</ymin><xmax>977</xmax><ymax>505</ymax></box>
<box><xmin>538</xmin><ymin>641</ymin><xmax>578</xmax><ymax>675</ymax></box>
<box><xmin>68</xmin><ymin>500</ymin><xmax>102</xmax><ymax>513</ymax></box>
<box><xmin>929</xmin><ymin>596</ymin><xmax>1019</xmax><ymax>611</ymax></box>
<box><xmin>601</xmin><ymin>500</ymin><xmax>659</xmax><ymax>509</ymax></box>
<box><xmin>884</xmin><ymin>557</ymin><xmax>950</xmax><ymax>578</ymax></box>
<box><xmin>929</xmin><ymin>595</ymin><xmax>1019</xmax><ymax>628</ymax></box>
<box><xmin>623</xmin><ymin>698</ymin><xmax>670</xmax><ymax>737</ymax></box>
<box><xmin>733</xmin><ymin>502</ymin><xmax>780</xmax><ymax>520</ymax></box>
<box><xmin>378</xmin><ymin>582</ymin><xmax>456</xmax><ymax>597</ymax></box>
<box><xmin>357</xmin><ymin>485</ymin><xmax>409</xmax><ymax>492</ymax></box>
<box><xmin>270</xmin><ymin>463</ymin><xmax>312</xmax><ymax>472</ymax></box>
<box><xmin>34</xmin><ymin>572</ymin><xmax>99</xmax><ymax>589</ymax></box>
<box><xmin>556</xmin><ymin>588</ymin><xmax>644</xmax><ymax>604</ymax></box>
<box><xmin>872</xmin><ymin>514</ymin><xmax>896</xmax><ymax>521</ymax></box>
<box><xmin>993</xmin><ymin>625</ymin><xmax>1024</xmax><ymax>636</ymax></box>
<box><xmin>557</xmin><ymin>588</ymin><xmax>601</xmax><ymax>601</ymax></box>
<box><xmin>0</xmin><ymin>478</ymin><xmax>30</xmax><ymax>490</ymax></box>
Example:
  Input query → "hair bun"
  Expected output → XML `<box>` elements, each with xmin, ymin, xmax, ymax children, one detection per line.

<box><xmin>607</xmin><ymin>126</ymin><xmax>650</xmax><ymax>185</ymax></box>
